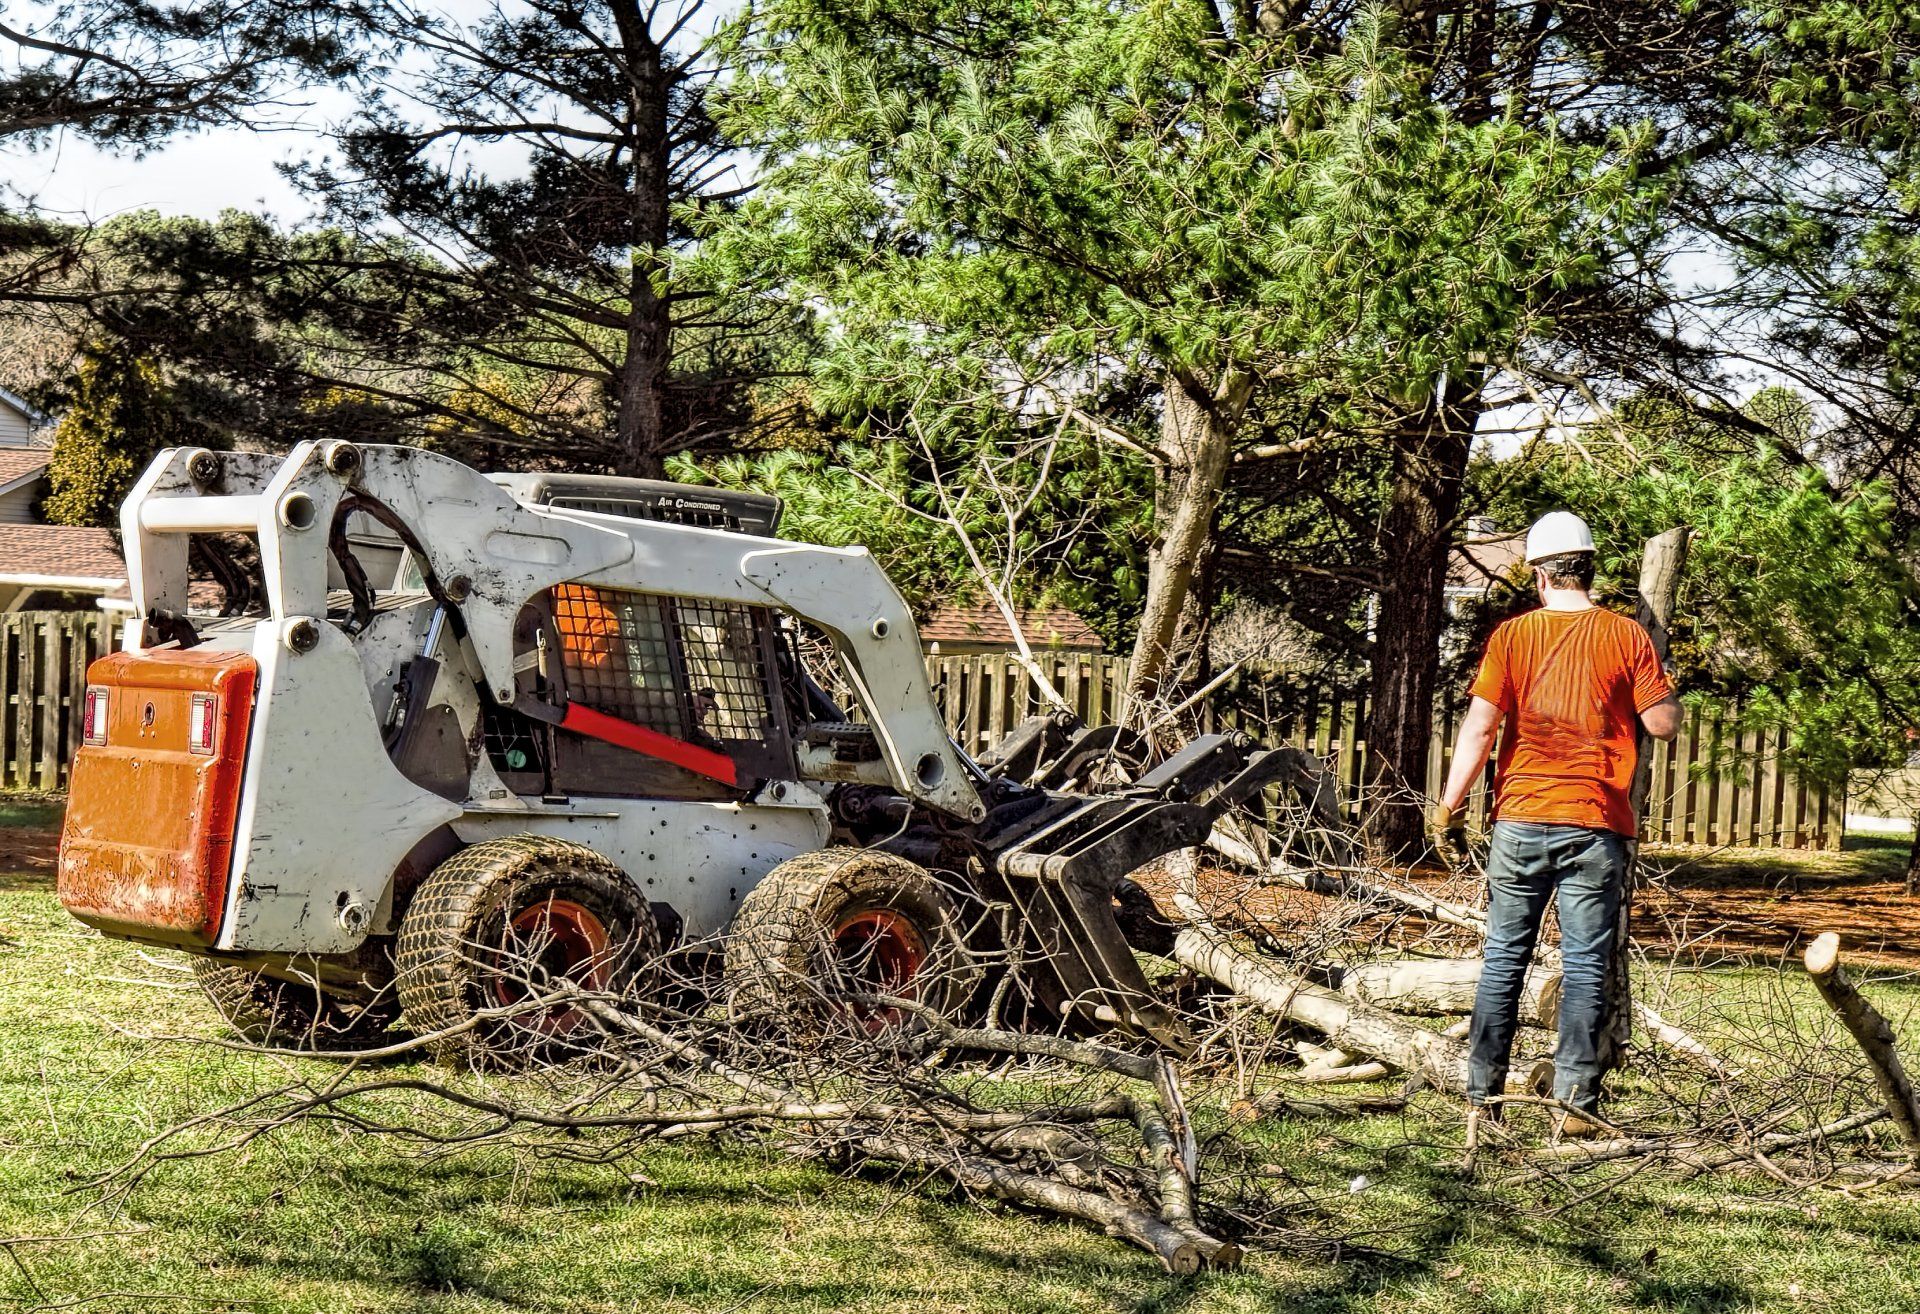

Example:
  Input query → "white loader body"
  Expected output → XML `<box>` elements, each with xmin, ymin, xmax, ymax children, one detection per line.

<box><xmin>70</xmin><ymin>440</ymin><xmax>979</xmax><ymax>956</ymax></box>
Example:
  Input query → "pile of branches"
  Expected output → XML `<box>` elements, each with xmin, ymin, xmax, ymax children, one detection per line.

<box><xmin>1175</xmin><ymin>798</ymin><xmax>1920</xmax><ymax>1193</ymax></box>
<box><xmin>82</xmin><ymin>797</ymin><xmax>1920</xmax><ymax>1272</ymax></box>
<box><xmin>101</xmin><ymin>942</ymin><xmax>1254</xmax><ymax>1272</ymax></box>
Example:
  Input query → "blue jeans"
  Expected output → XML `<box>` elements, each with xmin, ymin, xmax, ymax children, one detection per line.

<box><xmin>1467</xmin><ymin>821</ymin><xmax>1627</xmax><ymax>1113</ymax></box>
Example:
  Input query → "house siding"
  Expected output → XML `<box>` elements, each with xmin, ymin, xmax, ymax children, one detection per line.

<box><xmin>0</xmin><ymin>407</ymin><xmax>36</xmax><ymax>447</ymax></box>
<box><xmin>0</xmin><ymin>480</ymin><xmax>43</xmax><ymax>524</ymax></box>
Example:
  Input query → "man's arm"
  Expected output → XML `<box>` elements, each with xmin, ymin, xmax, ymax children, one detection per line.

<box><xmin>1630</xmin><ymin>622</ymin><xmax>1680</xmax><ymax>741</ymax></box>
<box><xmin>1640</xmin><ymin>695</ymin><xmax>1681</xmax><ymax>741</ymax></box>
<box><xmin>1439</xmin><ymin>695</ymin><xmax>1504</xmax><ymax>814</ymax></box>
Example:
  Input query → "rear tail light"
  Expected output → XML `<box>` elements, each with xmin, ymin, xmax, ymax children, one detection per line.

<box><xmin>83</xmin><ymin>686</ymin><xmax>108</xmax><ymax>746</ymax></box>
<box><xmin>188</xmin><ymin>692</ymin><xmax>217</xmax><ymax>755</ymax></box>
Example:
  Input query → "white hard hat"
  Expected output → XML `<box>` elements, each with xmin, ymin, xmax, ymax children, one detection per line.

<box><xmin>1524</xmin><ymin>511</ymin><xmax>1595</xmax><ymax>564</ymax></box>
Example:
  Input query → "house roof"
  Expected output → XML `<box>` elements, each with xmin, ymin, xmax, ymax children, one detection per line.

<box><xmin>0</xmin><ymin>527</ymin><xmax>232</xmax><ymax>611</ymax></box>
<box><xmin>0</xmin><ymin>448</ymin><xmax>50</xmax><ymax>492</ymax></box>
<box><xmin>0</xmin><ymin>385</ymin><xmax>48</xmax><ymax>427</ymax></box>
<box><xmin>1448</xmin><ymin>531</ymin><xmax>1527</xmax><ymax>592</ymax></box>
<box><xmin>0</xmin><ymin>525</ymin><xmax>125</xmax><ymax>584</ymax></box>
<box><xmin>921</xmin><ymin>603</ymin><xmax>1104</xmax><ymax>651</ymax></box>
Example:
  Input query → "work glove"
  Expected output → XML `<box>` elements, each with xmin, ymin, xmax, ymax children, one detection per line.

<box><xmin>1428</xmin><ymin>801</ymin><xmax>1467</xmax><ymax>865</ymax></box>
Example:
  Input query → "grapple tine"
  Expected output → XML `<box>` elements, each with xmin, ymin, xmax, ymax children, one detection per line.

<box><xmin>990</xmin><ymin>795</ymin><xmax>1212</xmax><ymax>1050</ymax></box>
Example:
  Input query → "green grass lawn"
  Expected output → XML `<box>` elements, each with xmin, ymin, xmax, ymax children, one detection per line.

<box><xmin>7</xmin><ymin>805</ymin><xmax>1920</xmax><ymax>1312</ymax></box>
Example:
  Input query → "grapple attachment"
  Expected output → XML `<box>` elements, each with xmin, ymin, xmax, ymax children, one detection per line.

<box><xmin>976</xmin><ymin>725</ymin><xmax>1347</xmax><ymax>1052</ymax></box>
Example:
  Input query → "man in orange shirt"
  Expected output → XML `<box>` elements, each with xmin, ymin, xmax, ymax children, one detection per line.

<box><xmin>1434</xmin><ymin>512</ymin><xmax>1681</xmax><ymax>1132</ymax></box>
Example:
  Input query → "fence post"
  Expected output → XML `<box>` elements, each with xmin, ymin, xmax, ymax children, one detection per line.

<box><xmin>36</xmin><ymin>617</ymin><xmax>58</xmax><ymax>789</ymax></box>
<box><xmin>12</xmin><ymin>613</ymin><xmax>34</xmax><ymax>789</ymax></box>
<box><xmin>1755</xmin><ymin>727</ymin><xmax>1779</xmax><ymax>848</ymax></box>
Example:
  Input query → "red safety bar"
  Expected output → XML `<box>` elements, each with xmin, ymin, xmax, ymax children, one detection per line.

<box><xmin>560</xmin><ymin>702</ymin><xmax>739</xmax><ymax>786</ymax></box>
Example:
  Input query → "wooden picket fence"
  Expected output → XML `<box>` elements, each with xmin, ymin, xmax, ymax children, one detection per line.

<box><xmin>0</xmin><ymin>615</ymin><xmax>1844</xmax><ymax>847</ymax></box>
<box><xmin>926</xmin><ymin>651</ymin><xmax>1846</xmax><ymax>850</ymax></box>
<box><xmin>2</xmin><ymin>610</ymin><xmax>122</xmax><ymax>792</ymax></box>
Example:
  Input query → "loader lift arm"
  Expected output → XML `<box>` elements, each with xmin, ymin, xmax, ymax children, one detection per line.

<box><xmin>121</xmin><ymin>441</ymin><xmax>984</xmax><ymax>822</ymax></box>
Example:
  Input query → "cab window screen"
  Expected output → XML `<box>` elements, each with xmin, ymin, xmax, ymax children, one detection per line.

<box><xmin>549</xmin><ymin>584</ymin><xmax>777</xmax><ymax>750</ymax></box>
<box><xmin>676</xmin><ymin>598</ymin><xmax>778</xmax><ymax>742</ymax></box>
<box><xmin>551</xmin><ymin>584</ymin><xmax>685</xmax><ymax>736</ymax></box>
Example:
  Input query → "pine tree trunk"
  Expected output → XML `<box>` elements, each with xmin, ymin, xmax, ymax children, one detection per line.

<box><xmin>1364</xmin><ymin>389</ymin><xmax>1477</xmax><ymax>854</ymax></box>
<box><xmin>615</xmin><ymin>275</ymin><xmax>671</xmax><ymax>479</ymax></box>
<box><xmin>611</xmin><ymin>11</ymin><xmax>673</xmax><ymax>479</ymax></box>
<box><xmin>1126</xmin><ymin>372</ymin><xmax>1250</xmax><ymax>713</ymax></box>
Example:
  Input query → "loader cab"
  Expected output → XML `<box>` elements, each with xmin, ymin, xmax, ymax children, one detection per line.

<box><xmin>478</xmin><ymin>582</ymin><xmax>798</xmax><ymax>802</ymax></box>
<box><xmin>417</xmin><ymin>474</ymin><xmax>806</xmax><ymax>806</ymax></box>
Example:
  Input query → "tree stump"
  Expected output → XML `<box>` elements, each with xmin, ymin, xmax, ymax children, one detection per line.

<box><xmin>1804</xmin><ymin>932</ymin><xmax>1920</xmax><ymax>1157</ymax></box>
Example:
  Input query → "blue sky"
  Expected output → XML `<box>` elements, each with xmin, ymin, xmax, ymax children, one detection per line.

<box><xmin>0</xmin><ymin>0</ymin><xmax>539</xmax><ymax>223</ymax></box>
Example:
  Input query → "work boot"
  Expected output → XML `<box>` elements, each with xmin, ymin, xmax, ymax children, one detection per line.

<box><xmin>1551</xmin><ymin>1109</ymin><xmax>1606</xmax><ymax>1144</ymax></box>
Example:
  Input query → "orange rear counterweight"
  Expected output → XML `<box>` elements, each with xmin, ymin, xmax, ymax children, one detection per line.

<box><xmin>58</xmin><ymin>648</ymin><xmax>258</xmax><ymax>948</ymax></box>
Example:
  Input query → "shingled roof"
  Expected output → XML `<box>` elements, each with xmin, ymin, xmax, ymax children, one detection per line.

<box><xmin>1448</xmin><ymin>530</ymin><xmax>1527</xmax><ymax>592</ymax></box>
<box><xmin>0</xmin><ymin>448</ymin><xmax>49</xmax><ymax>489</ymax></box>
<box><xmin>920</xmin><ymin>603</ymin><xmax>1104</xmax><ymax>652</ymax></box>
<box><xmin>0</xmin><ymin>525</ymin><xmax>125</xmax><ymax>583</ymax></box>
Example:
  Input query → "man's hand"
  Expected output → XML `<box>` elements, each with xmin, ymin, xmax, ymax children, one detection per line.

<box><xmin>1429</xmin><ymin>800</ymin><xmax>1466</xmax><ymax>863</ymax></box>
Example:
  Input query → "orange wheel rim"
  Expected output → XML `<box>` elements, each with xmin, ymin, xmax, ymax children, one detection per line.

<box><xmin>832</xmin><ymin>907</ymin><xmax>930</xmax><ymax>1030</ymax></box>
<box><xmin>491</xmin><ymin>897</ymin><xmax>613</xmax><ymax>1037</ymax></box>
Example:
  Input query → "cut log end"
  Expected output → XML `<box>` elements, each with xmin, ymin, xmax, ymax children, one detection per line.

<box><xmin>1806</xmin><ymin>931</ymin><xmax>1842</xmax><ymax>978</ymax></box>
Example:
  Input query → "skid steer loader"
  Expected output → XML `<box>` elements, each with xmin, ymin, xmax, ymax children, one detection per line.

<box><xmin>56</xmin><ymin>442</ymin><xmax>1332</xmax><ymax>1061</ymax></box>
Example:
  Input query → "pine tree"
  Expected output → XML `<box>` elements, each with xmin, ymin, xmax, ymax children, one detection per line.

<box><xmin>704</xmin><ymin>0</ymin><xmax>1674</xmax><ymax>846</ymax></box>
<box><xmin>229</xmin><ymin>0</ymin><xmax>789</xmax><ymax>475</ymax></box>
<box><xmin>0</xmin><ymin>2</ymin><xmax>346</xmax><ymax>305</ymax></box>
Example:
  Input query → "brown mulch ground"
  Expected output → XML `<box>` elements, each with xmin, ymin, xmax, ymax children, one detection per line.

<box><xmin>1635</xmin><ymin>846</ymin><xmax>1920</xmax><ymax>969</ymax></box>
<box><xmin>1133</xmin><ymin>841</ymin><xmax>1920</xmax><ymax>972</ymax></box>
<box><xmin>0</xmin><ymin>812</ymin><xmax>60</xmax><ymax>877</ymax></box>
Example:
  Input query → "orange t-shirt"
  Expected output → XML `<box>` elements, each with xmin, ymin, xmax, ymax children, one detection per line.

<box><xmin>1467</xmin><ymin>607</ymin><xmax>1675</xmax><ymax>836</ymax></box>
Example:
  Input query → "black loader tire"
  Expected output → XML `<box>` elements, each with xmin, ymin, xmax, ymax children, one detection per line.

<box><xmin>395</xmin><ymin>834</ymin><xmax>660</xmax><ymax>1067</ymax></box>
<box><xmin>193</xmin><ymin>958</ymin><xmax>397</xmax><ymax>1049</ymax></box>
<box><xmin>724</xmin><ymin>847</ymin><xmax>980</xmax><ymax>1032</ymax></box>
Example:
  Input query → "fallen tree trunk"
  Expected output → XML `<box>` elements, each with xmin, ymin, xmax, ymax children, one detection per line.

<box><xmin>1804</xmin><ymin>932</ymin><xmax>1920</xmax><ymax>1157</ymax></box>
<box><xmin>1339</xmin><ymin>958</ymin><xmax>1562</xmax><ymax>1028</ymax></box>
<box><xmin>1202</xmin><ymin>829</ymin><xmax>1731</xmax><ymax>1075</ymax></box>
<box><xmin>1174</xmin><ymin>923</ymin><xmax>1473</xmax><ymax>1095</ymax></box>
